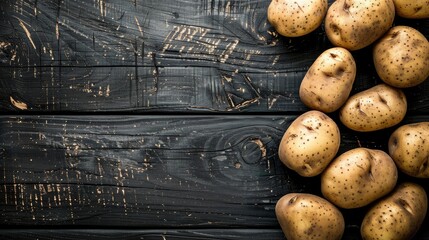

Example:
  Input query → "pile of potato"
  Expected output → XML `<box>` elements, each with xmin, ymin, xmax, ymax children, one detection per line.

<box><xmin>268</xmin><ymin>0</ymin><xmax>429</xmax><ymax>239</ymax></box>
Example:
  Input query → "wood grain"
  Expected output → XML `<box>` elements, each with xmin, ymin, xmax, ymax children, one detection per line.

<box><xmin>1</xmin><ymin>115</ymin><xmax>429</xmax><ymax>239</ymax></box>
<box><xmin>0</xmin><ymin>229</ymin><xmax>286</xmax><ymax>240</ymax></box>
<box><xmin>0</xmin><ymin>0</ymin><xmax>428</xmax><ymax>112</ymax></box>
<box><xmin>0</xmin><ymin>115</ymin><xmax>306</xmax><ymax>227</ymax></box>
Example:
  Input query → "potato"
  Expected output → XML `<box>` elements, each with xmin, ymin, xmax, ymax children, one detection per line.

<box><xmin>388</xmin><ymin>122</ymin><xmax>429</xmax><ymax>178</ymax></box>
<box><xmin>324</xmin><ymin>0</ymin><xmax>395</xmax><ymax>50</ymax></box>
<box><xmin>321</xmin><ymin>147</ymin><xmax>398</xmax><ymax>209</ymax></box>
<box><xmin>278</xmin><ymin>110</ymin><xmax>340</xmax><ymax>177</ymax></box>
<box><xmin>361</xmin><ymin>182</ymin><xmax>428</xmax><ymax>240</ymax></box>
<box><xmin>393</xmin><ymin>0</ymin><xmax>429</xmax><ymax>19</ymax></box>
<box><xmin>373</xmin><ymin>26</ymin><xmax>429</xmax><ymax>88</ymax></box>
<box><xmin>299</xmin><ymin>47</ymin><xmax>356</xmax><ymax>113</ymax></box>
<box><xmin>339</xmin><ymin>84</ymin><xmax>407</xmax><ymax>132</ymax></box>
<box><xmin>276</xmin><ymin>193</ymin><xmax>345</xmax><ymax>240</ymax></box>
<box><xmin>267</xmin><ymin>0</ymin><xmax>328</xmax><ymax>37</ymax></box>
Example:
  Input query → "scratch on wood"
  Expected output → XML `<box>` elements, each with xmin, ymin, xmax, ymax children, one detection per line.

<box><xmin>10</xmin><ymin>96</ymin><xmax>28</xmax><ymax>110</ymax></box>
<box><xmin>219</xmin><ymin>39</ymin><xmax>239</xmax><ymax>63</ymax></box>
<box><xmin>34</xmin><ymin>0</ymin><xmax>38</xmax><ymax>16</ymax></box>
<box><xmin>98</xmin><ymin>0</ymin><xmax>106</xmax><ymax>17</ymax></box>
<box><xmin>251</xmin><ymin>139</ymin><xmax>267</xmax><ymax>159</ymax></box>
<box><xmin>243</xmin><ymin>74</ymin><xmax>261</xmax><ymax>98</ymax></box>
<box><xmin>162</xmin><ymin>25</ymin><xmax>211</xmax><ymax>54</ymax></box>
<box><xmin>16</xmin><ymin>18</ymin><xmax>36</xmax><ymax>50</ymax></box>
<box><xmin>134</xmin><ymin>16</ymin><xmax>144</xmax><ymax>37</ymax></box>
<box><xmin>151</xmin><ymin>52</ymin><xmax>159</xmax><ymax>92</ymax></box>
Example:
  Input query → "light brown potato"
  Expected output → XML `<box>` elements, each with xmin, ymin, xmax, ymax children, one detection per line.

<box><xmin>299</xmin><ymin>47</ymin><xmax>356</xmax><ymax>113</ymax></box>
<box><xmin>324</xmin><ymin>0</ymin><xmax>395</xmax><ymax>50</ymax></box>
<box><xmin>276</xmin><ymin>193</ymin><xmax>345</xmax><ymax>240</ymax></box>
<box><xmin>373</xmin><ymin>26</ymin><xmax>429</xmax><ymax>88</ymax></box>
<box><xmin>321</xmin><ymin>148</ymin><xmax>398</xmax><ymax>209</ymax></box>
<box><xmin>267</xmin><ymin>0</ymin><xmax>328</xmax><ymax>37</ymax></box>
<box><xmin>339</xmin><ymin>84</ymin><xmax>407</xmax><ymax>132</ymax></box>
<box><xmin>361</xmin><ymin>182</ymin><xmax>428</xmax><ymax>240</ymax></box>
<box><xmin>393</xmin><ymin>0</ymin><xmax>429</xmax><ymax>19</ymax></box>
<box><xmin>388</xmin><ymin>122</ymin><xmax>429</xmax><ymax>178</ymax></box>
<box><xmin>278</xmin><ymin>110</ymin><xmax>340</xmax><ymax>177</ymax></box>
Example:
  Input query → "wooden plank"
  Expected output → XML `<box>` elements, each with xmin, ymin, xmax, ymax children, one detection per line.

<box><xmin>0</xmin><ymin>115</ymin><xmax>304</xmax><ymax>227</ymax></box>
<box><xmin>0</xmin><ymin>228</ymin><xmax>427</xmax><ymax>240</ymax></box>
<box><xmin>0</xmin><ymin>228</ymin><xmax>357</xmax><ymax>240</ymax></box>
<box><xmin>1</xmin><ymin>229</ymin><xmax>286</xmax><ymax>240</ymax></box>
<box><xmin>1</xmin><ymin>227</ymin><xmax>428</xmax><ymax>240</ymax></box>
<box><xmin>1</xmin><ymin>115</ymin><xmax>429</xmax><ymax>238</ymax></box>
<box><xmin>1</xmin><ymin>0</ymin><xmax>428</xmax><ymax>112</ymax></box>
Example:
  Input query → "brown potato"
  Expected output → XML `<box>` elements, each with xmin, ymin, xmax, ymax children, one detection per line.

<box><xmin>339</xmin><ymin>84</ymin><xmax>407</xmax><ymax>132</ymax></box>
<box><xmin>388</xmin><ymin>122</ymin><xmax>429</xmax><ymax>178</ymax></box>
<box><xmin>299</xmin><ymin>47</ymin><xmax>356</xmax><ymax>113</ymax></box>
<box><xmin>321</xmin><ymin>147</ymin><xmax>398</xmax><ymax>209</ymax></box>
<box><xmin>373</xmin><ymin>26</ymin><xmax>429</xmax><ymax>88</ymax></box>
<box><xmin>267</xmin><ymin>0</ymin><xmax>328</xmax><ymax>37</ymax></box>
<box><xmin>324</xmin><ymin>0</ymin><xmax>395</xmax><ymax>50</ymax></box>
<box><xmin>393</xmin><ymin>0</ymin><xmax>429</xmax><ymax>19</ymax></box>
<box><xmin>276</xmin><ymin>193</ymin><xmax>345</xmax><ymax>240</ymax></box>
<box><xmin>278</xmin><ymin>110</ymin><xmax>340</xmax><ymax>177</ymax></box>
<box><xmin>361</xmin><ymin>182</ymin><xmax>428</xmax><ymax>240</ymax></box>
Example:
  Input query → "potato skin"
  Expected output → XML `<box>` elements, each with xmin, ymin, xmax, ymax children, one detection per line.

<box><xmin>321</xmin><ymin>148</ymin><xmax>398</xmax><ymax>209</ymax></box>
<box><xmin>299</xmin><ymin>47</ymin><xmax>356</xmax><ymax>113</ymax></box>
<box><xmin>339</xmin><ymin>84</ymin><xmax>407</xmax><ymax>132</ymax></box>
<box><xmin>361</xmin><ymin>182</ymin><xmax>428</xmax><ymax>240</ymax></box>
<box><xmin>267</xmin><ymin>0</ymin><xmax>328</xmax><ymax>37</ymax></box>
<box><xmin>276</xmin><ymin>193</ymin><xmax>345</xmax><ymax>240</ymax></box>
<box><xmin>278</xmin><ymin>110</ymin><xmax>340</xmax><ymax>177</ymax></box>
<box><xmin>393</xmin><ymin>0</ymin><xmax>429</xmax><ymax>19</ymax></box>
<box><xmin>324</xmin><ymin>0</ymin><xmax>395</xmax><ymax>50</ymax></box>
<box><xmin>373</xmin><ymin>26</ymin><xmax>429</xmax><ymax>88</ymax></box>
<box><xmin>388</xmin><ymin>122</ymin><xmax>429</xmax><ymax>178</ymax></box>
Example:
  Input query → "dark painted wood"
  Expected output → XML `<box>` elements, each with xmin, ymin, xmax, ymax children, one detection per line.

<box><xmin>1</xmin><ymin>115</ymin><xmax>429</xmax><ymax>239</ymax></box>
<box><xmin>0</xmin><ymin>115</ymin><xmax>307</xmax><ymax>227</ymax></box>
<box><xmin>0</xmin><ymin>0</ymin><xmax>428</xmax><ymax>112</ymax></box>
<box><xmin>0</xmin><ymin>228</ymin><xmax>357</xmax><ymax>240</ymax></box>
<box><xmin>2</xmin><ymin>229</ymin><xmax>286</xmax><ymax>240</ymax></box>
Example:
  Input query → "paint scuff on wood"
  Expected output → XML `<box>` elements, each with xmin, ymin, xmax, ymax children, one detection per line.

<box><xmin>9</xmin><ymin>96</ymin><xmax>28</xmax><ymax>110</ymax></box>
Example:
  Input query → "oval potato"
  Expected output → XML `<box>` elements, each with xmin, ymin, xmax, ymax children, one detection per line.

<box><xmin>267</xmin><ymin>0</ymin><xmax>328</xmax><ymax>37</ymax></box>
<box><xmin>321</xmin><ymin>148</ymin><xmax>398</xmax><ymax>209</ymax></box>
<box><xmin>324</xmin><ymin>0</ymin><xmax>395</xmax><ymax>50</ymax></box>
<box><xmin>388</xmin><ymin>122</ymin><xmax>429</xmax><ymax>178</ymax></box>
<box><xmin>361</xmin><ymin>182</ymin><xmax>428</xmax><ymax>240</ymax></box>
<box><xmin>278</xmin><ymin>110</ymin><xmax>340</xmax><ymax>177</ymax></box>
<box><xmin>373</xmin><ymin>26</ymin><xmax>429</xmax><ymax>88</ymax></box>
<box><xmin>393</xmin><ymin>0</ymin><xmax>429</xmax><ymax>19</ymax></box>
<box><xmin>299</xmin><ymin>47</ymin><xmax>356</xmax><ymax>113</ymax></box>
<box><xmin>339</xmin><ymin>84</ymin><xmax>407</xmax><ymax>132</ymax></box>
<box><xmin>276</xmin><ymin>193</ymin><xmax>345</xmax><ymax>240</ymax></box>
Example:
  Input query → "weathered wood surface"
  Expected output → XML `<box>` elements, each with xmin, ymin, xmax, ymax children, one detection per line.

<box><xmin>1</xmin><ymin>115</ymin><xmax>429</xmax><ymax>240</ymax></box>
<box><xmin>0</xmin><ymin>229</ymin><xmax>353</xmax><ymax>240</ymax></box>
<box><xmin>0</xmin><ymin>0</ymin><xmax>428</xmax><ymax>112</ymax></box>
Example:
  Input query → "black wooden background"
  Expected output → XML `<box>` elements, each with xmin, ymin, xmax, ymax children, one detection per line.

<box><xmin>0</xmin><ymin>0</ymin><xmax>428</xmax><ymax>239</ymax></box>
